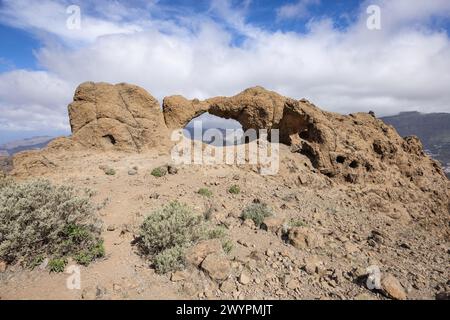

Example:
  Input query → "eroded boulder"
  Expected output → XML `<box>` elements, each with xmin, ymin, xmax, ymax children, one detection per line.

<box><xmin>69</xmin><ymin>82</ymin><xmax>171</xmax><ymax>152</ymax></box>
<box><xmin>162</xmin><ymin>86</ymin><xmax>448</xmax><ymax>219</ymax></box>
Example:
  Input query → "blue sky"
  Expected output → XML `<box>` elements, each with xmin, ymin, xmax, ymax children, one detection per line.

<box><xmin>0</xmin><ymin>0</ymin><xmax>450</xmax><ymax>144</ymax></box>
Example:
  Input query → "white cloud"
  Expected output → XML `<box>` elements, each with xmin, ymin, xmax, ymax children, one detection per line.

<box><xmin>276</xmin><ymin>0</ymin><xmax>320</xmax><ymax>20</ymax></box>
<box><xmin>0</xmin><ymin>70</ymin><xmax>72</xmax><ymax>130</ymax></box>
<box><xmin>0</xmin><ymin>0</ymin><xmax>144</xmax><ymax>45</ymax></box>
<box><xmin>0</xmin><ymin>0</ymin><xmax>450</xmax><ymax>134</ymax></box>
<box><xmin>376</xmin><ymin>0</ymin><xmax>450</xmax><ymax>27</ymax></box>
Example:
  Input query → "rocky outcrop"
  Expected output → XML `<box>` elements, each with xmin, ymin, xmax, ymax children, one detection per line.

<box><xmin>12</xmin><ymin>82</ymin><xmax>449</xmax><ymax>204</ymax></box>
<box><xmin>68</xmin><ymin>82</ymin><xmax>171</xmax><ymax>152</ymax></box>
<box><xmin>163</xmin><ymin>86</ymin><xmax>447</xmax><ymax>183</ymax></box>
<box><xmin>162</xmin><ymin>86</ymin><xmax>449</xmax><ymax>220</ymax></box>
<box><xmin>163</xmin><ymin>86</ymin><xmax>286</xmax><ymax>132</ymax></box>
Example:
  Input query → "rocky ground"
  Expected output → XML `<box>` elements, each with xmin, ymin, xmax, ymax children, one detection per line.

<box><xmin>0</xmin><ymin>156</ymin><xmax>12</xmax><ymax>173</ymax></box>
<box><xmin>0</xmin><ymin>144</ymin><xmax>448</xmax><ymax>300</ymax></box>
<box><xmin>0</xmin><ymin>82</ymin><xmax>448</xmax><ymax>300</ymax></box>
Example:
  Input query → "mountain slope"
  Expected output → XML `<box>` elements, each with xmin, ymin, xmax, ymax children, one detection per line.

<box><xmin>382</xmin><ymin>111</ymin><xmax>450</xmax><ymax>177</ymax></box>
<box><xmin>0</xmin><ymin>136</ymin><xmax>54</xmax><ymax>156</ymax></box>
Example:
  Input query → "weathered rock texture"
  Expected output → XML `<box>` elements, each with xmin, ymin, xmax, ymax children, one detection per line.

<box><xmin>4</xmin><ymin>82</ymin><xmax>450</xmax><ymax>300</ymax></box>
<box><xmin>12</xmin><ymin>83</ymin><xmax>450</xmax><ymax>218</ymax></box>
<box><xmin>69</xmin><ymin>82</ymin><xmax>170</xmax><ymax>152</ymax></box>
<box><xmin>163</xmin><ymin>87</ymin><xmax>286</xmax><ymax>132</ymax></box>
<box><xmin>162</xmin><ymin>86</ymin><xmax>449</xmax><ymax>219</ymax></box>
<box><xmin>163</xmin><ymin>86</ymin><xmax>447</xmax><ymax>181</ymax></box>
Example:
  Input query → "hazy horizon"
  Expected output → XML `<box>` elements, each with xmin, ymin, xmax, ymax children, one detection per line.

<box><xmin>1</xmin><ymin>0</ymin><xmax>450</xmax><ymax>145</ymax></box>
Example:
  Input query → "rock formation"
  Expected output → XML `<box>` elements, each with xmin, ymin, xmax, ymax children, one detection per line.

<box><xmin>13</xmin><ymin>82</ymin><xmax>450</xmax><ymax>205</ymax></box>
<box><xmin>163</xmin><ymin>86</ymin><xmax>286</xmax><ymax>132</ymax></box>
<box><xmin>4</xmin><ymin>81</ymin><xmax>450</xmax><ymax>300</ymax></box>
<box><xmin>163</xmin><ymin>86</ymin><xmax>448</xmax><ymax>223</ymax></box>
<box><xmin>162</xmin><ymin>86</ymin><xmax>447</xmax><ymax>188</ymax></box>
<box><xmin>68</xmin><ymin>82</ymin><xmax>171</xmax><ymax>152</ymax></box>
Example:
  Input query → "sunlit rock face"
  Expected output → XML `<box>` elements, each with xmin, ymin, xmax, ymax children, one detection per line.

<box><xmin>68</xmin><ymin>82</ymin><xmax>171</xmax><ymax>152</ymax></box>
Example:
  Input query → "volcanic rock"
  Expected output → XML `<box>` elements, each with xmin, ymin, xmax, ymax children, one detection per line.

<box><xmin>381</xmin><ymin>274</ymin><xmax>407</xmax><ymax>300</ymax></box>
<box><xmin>185</xmin><ymin>239</ymin><xmax>223</xmax><ymax>266</ymax></box>
<box><xmin>10</xmin><ymin>83</ymin><xmax>449</xmax><ymax>222</ymax></box>
<box><xmin>68</xmin><ymin>82</ymin><xmax>170</xmax><ymax>152</ymax></box>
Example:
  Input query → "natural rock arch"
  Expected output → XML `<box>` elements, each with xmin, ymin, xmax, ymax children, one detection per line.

<box><xmin>65</xmin><ymin>82</ymin><xmax>447</xmax><ymax>188</ymax></box>
<box><xmin>162</xmin><ymin>86</ymin><xmax>333</xmax><ymax>168</ymax></box>
<box><xmin>163</xmin><ymin>86</ymin><xmax>287</xmax><ymax>135</ymax></box>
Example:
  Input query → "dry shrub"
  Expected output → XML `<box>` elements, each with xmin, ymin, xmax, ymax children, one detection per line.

<box><xmin>0</xmin><ymin>179</ymin><xmax>104</xmax><ymax>270</ymax></box>
<box><xmin>138</xmin><ymin>201</ymin><xmax>231</xmax><ymax>273</ymax></box>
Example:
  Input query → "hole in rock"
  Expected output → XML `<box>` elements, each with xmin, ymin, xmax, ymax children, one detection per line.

<box><xmin>102</xmin><ymin>134</ymin><xmax>116</xmax><ymax>145</ymax></box>
<box><xmin>349</xmin><ymin>160</ymin><xmax>359</xmax><ymax>168</ymax></box>
<box><xmin>299</xmin><ymin>130</ymin><xmax>309</xmax><ymax>140</ymax></box>
<box><xmin>336</xmin><ymin>156</ymin><xmax>346</xmax><ymax>164</ymax></box>
<box><xmin>298</xmin><ymin>143</ymin><xmax>320</xmax><ymax>169</ymax></box>
<box><xmin>183</xmin><ymin>113</ymin><xmax>248</xmax><ymax>146</ymax></box>
<box><xmin>365</xmin><ymin>162</ymin><xmax>374</xmax><ymax>172</ymax></box>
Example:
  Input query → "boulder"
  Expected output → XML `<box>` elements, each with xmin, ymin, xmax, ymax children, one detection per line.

<box><xmin>68</xmin><ymin>82</ymin><xmax>171</xmax><ymax>152</ymax></box>
<box><xmin>381</xmin><ymin>274</ymin><xmax>407</xmax><ymax>300</ymax></box>
<box><xmin>288</xmin><ymin>227</ymin><xmax>324</xmax><ymax>250</ymax></box>
<box><xmin>238</xmin><ymin>271</ymin><xmax>251</xmax><ymax>285</ymax></box>
<box><xmin>185</xmin><ymin>239</ymin><xmax>223</xmax><ymax>266</ymax></box>
<box><xmin>260</xmin><ymin>217</ymin><xmax>285</xmax><ymax>233</ymax></box>
<box><xmin>200</xmin><ymin>253</ymin><xmax>231</xmax><ymax>281</ymax></box>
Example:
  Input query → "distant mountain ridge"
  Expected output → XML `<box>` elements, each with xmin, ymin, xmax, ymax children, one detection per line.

<box><xmin>381</xmin><ymin>111</ymin><xmax>450</xmax><ymax>178</ymax></box>
<box><xmin>1</xmin><ymin>113</ymin><xmax>449</xmax><ymax>178</ymax></box>
<box><xmin>0</xmin><ymin>136</ymin><xmax>54</xmax><ymax>157</ymax></box>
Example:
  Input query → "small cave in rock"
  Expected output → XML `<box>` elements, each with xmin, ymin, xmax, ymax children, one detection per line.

<box><xmin>365</xmin><ymin>162</ymin><xmax>374</xmax><ymax>172</ymax></box>
<box><xmin>297</xmin><ymin>124</ymin><xmax>324</xmax><ymax>144</ymax></box>
<box><xmin>349</xmin><ymin>160</ymin><xmax>359</xmax><ymax>169</ymax></box>
<box><xmin>336</xmin><ymin>155</ymin><xmax>346</xmax><ymax>164</ymax></box>
<box><xmin>298</xmin><ymin>142</ymin><xmax>320</xmax><ymax>169</ymax></box>
<box><xmin>102</xmin><ymin>134</ymin><xmax>117</xmax><ymax>145</ymax></box>
<box><xmin>183</xmin><ymin>113</ymin><xmax>246</xmax><ymax>146</ymax></box>
<box><xmin>299</xmin><ymin>130</ymin><xmax>309</xmax><ymax>140</ymax></box>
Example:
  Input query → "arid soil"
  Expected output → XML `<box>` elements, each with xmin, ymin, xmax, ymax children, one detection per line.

<box><xmin>0</xmin><ymin>144</ymin><xmax>448</xmax><ymax>300</ymax></box>
<box><xmin>0</xmin><ymin>83</ymin><xmax>448</xmax><ymax>300</ymax></box>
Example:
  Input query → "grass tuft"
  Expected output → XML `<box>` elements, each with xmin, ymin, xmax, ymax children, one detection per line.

<box><xmin>197</xmin><ymin>188</ymin><xmax>213</xmax><ymax>198</ymax></box>
<box><xmin>151</xmin><ymin>166</ymin><xmax>167</xmax><ymax>178</ymax></box>
<box><xmin>241</xmin><ymin>202</ymin><xmax>273</xmax><ymax>227</ymax></box>
<box><xmin>228</xmin><ymin>185</ymin><xmax>240</xmax><ymax>194</ymax></box>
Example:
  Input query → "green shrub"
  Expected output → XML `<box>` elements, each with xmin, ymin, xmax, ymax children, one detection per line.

<box><xmin>197</xmin><ymin>188</ymin><xmax>212</xmax><ymax>198</ymax></box>
<box><xmin>241</xmin><ymin>202</ymin><xmax>273</xmax><ymax>227</ymax></box>
<box><xmin>49</xmin><ymin>258</ymin><xmax>67</xmax><ymax>273</ymax></box>
<box><xmin>289</xmin><ymin>218</ymin><xmax>307</xmax><ymax>228</ymax></box>
<box><xmin>139</xmin><ymin>201</ymin><xmax>204</xmax><ymax>256</ymax></box>
<box><xmin>104</xmin><ymin>168</ymin><xmax>116</xmax><ymax>176</ymax></box>
<box><xmin>153</xmin><ymin>246</ymin><xmax>186</xmax><ymax>274</ymax></box>
<box><xmin>202</xmin><ymin>203</ymin><xmax>214</xmax><ymax>220</ymax></box>
<box><xmin>228</xmin><ymin>185</ymin><xmax>240</xmax><ymax>194</ymax></box>
<box><xmin>30</xmin><ymin>255</ymin><xmax>45</xmax><ymax>269</ymax></box>
<box><xmin>0</xmin><ymin>179</ymin><xmax>103</xmax><ymax>269</ymax></box>
<box><xmin>222</xmin><ymin>239</ymin><xmax>233</xmax><ymax>254</ymax></box>
<box><xmin>74</xmin><ymin>240</ymin><xmax>105</xmax><ymax>266</ymax></box>
<box><xmin>151</xmin><ymin>166</ymin><xmax>167</xmax><ymax>178</ymax></box>
<box><xmin>138</xmin><ymin>201</ymin><xmax>231</xmax><ymax>273</ymax></box>
<box><xmin>207</xmin><ymin>226</ymin><xmax>227</xmax><ymax>239</ymax></box>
